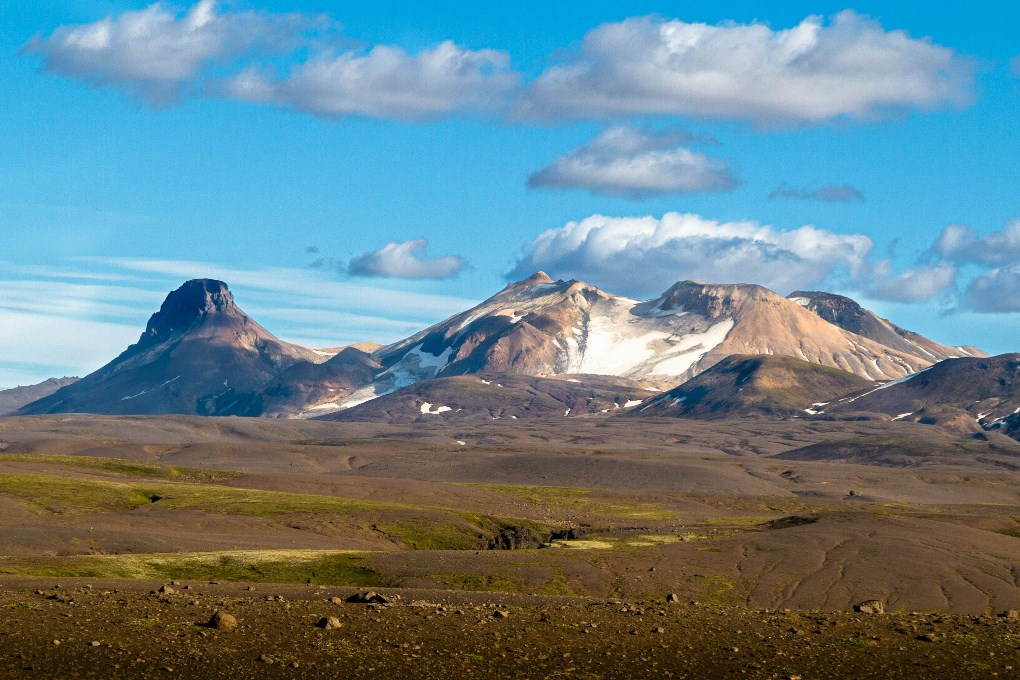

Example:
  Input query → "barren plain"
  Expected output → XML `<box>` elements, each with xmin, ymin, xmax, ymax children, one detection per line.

<box><xmin>0</xmin><ymin>413</ymin><xmax>1019</xmax><ymax>677</ymax></box>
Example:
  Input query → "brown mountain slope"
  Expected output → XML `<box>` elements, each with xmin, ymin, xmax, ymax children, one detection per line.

<box><xmin>16</xmin><ymin>280</ymin><xmax>322</xmax><ymax>416</ymax></box>
<box><xmin>320</xmin><ymin>372</ymin><xmax>657</xmax><ymax>424</ymax></box>
<box><xmin>632</xmin><ymin>355</ymin><xmax>871</xmax><ymax>419</ymax></box>
<box><xmin>789</xmin><ymin>290</ymin><xmax>984</xmax><ymax>362</ymax></box>
<box><xmin>819</xmin><ymin>353</ymin><xmax>1020</xmax><ymax>434</ymax></box>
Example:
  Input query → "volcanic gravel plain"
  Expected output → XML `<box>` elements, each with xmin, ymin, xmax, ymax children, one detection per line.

<box><xmin>0</xmin><ymin>413</ymin><xmax>1019</xmax><ymax>678</ymax></box>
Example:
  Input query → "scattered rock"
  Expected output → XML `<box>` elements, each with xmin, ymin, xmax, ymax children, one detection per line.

<box><xmin>345</xmin><ymin>591</ymin><xmax>393</xmax><ymax>604</ymax></box>
<box><xmin>317</xmin><ymin>616</ymin><xmax>343</xmax><ymax>630</ymax></box>
<box><xmin>493</xmin><ymin>610</ymin><xmax>510</xmax><ymax>619</ymax></box>
<box><xmin>258</xmin><ymin>654</ymin><xmax>275</xmax><ymax>664</ymax></box>
<box><xmin>159</xmin><ymin>585</ymin><xmax>175</xmax><ymax>595</ymax></box>
<box><xmin>999</xmin><ymin>610</ymin><xmax>1019</xmax><ymax>620</ymax></box>
<box><xmin>89</xmin><ymin>641</ymin><xmax>101</xmax><ymax>647</ymax></box>
<box><xmin>654</xmin><ymin>627</ymin><xmax>665</xmax><ymax>634</ymax></box>
<box><xmin>208</xmin><ymin>610</ymin><xmax>237</xmax><ymax>631</ymax></box>
<box><xmin>853</xmin><ymin>600</ymin><xmax>885</xmax><ymax>615</ymax></box>
<box><xmin>666</xmin><ymin>593</ymin><xmax>679</xmax><ymax>604</ymax></box>
<box><xmin>329</xmin><ymin>597</ymin><xmax>344</xmax><ymax>605</ymax></box>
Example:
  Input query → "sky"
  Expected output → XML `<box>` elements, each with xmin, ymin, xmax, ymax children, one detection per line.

<box><xmin>1</xmin><ymin>1</ymin><xmax>1019</xmax><ymax>388</ymax></box>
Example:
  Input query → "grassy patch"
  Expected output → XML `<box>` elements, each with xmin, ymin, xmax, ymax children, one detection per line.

<box><xmin>0</xmin><ymin>550</ymin><xmax>379</xmax><ymax>586</ymax></box>
<box><xmin>463</xmin><ymin>483</ymin><xmax>675</xmax><ymax>521</ymax></box>
<box><xmin>0</xmin><ymin>454</ymin><xmax>234</xmax><ymax>482</ymax></box>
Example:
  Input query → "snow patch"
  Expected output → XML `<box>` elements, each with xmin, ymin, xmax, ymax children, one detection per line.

<box><xmin>420</xmin><ymin>402</ymin><xmax>452</xmax><ymax>415</ymax></box>
<box><xmin>624</xmin><ymin>400</ymin><xmax>643</xmax><ymax>408</ymax></box>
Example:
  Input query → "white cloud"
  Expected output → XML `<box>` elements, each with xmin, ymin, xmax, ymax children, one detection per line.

<box><xmin>528</xmin><ymin>126</ymin><xmax>738</xmax><ymax>198</ymax></box>
<box><xmin>933</xmin><ymin>221</ymin><xmax>1020</xmax><ymax>266</ymax></box>
<box><xmin>520</xmin><ymin>11</ymin><xmax>973</xmax><ymax>124</ymax></box>
<box><xmin>962</xmin><ymin>268</ymin><xmax>1020</xmax><ymax>313</ymax></box>
<box><xmin>347</xmin><ymin>239</ymin><xmax>467</xmax><ymax>279</ymax></box>
<box><xmin>865</xmin><ymin>263</ymin><xmax>957</xmax><ymax>302</ymax></box>
<box><xmin>510</xmin><ymin>212</ymin><xmax>873</xmax><ymax>297</ymax></box>
<box><xmin>226</xmin><ymin>41</ymin><xmax>518</xmax><ymax>120</ymax></box>
<box><xmin>23</xmin><ymin>0</ymin><xmax>307</xmax><ymax>106</ymax></box>
<box><xmin>769</xmin><ymin>183</ymin><xmax>864</xmax><ymax>202</ymax></box>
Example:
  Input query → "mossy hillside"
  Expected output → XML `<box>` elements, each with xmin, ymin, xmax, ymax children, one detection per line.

<box><xmin>463</xmin><ymin>483</ymin><xmax>676</xmax><ymax>522</ymax></box>
<box><xmin>0</xmin><ymin>453</ymin><xmax>235</xmax><ymax>482</ymax></box>
<box><xmin>0</xmin><ymin>550</ymin><xmax>379</xmax><ymax>586</ymax></box>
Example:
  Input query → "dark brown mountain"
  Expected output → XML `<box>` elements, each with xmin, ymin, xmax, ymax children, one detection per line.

<box><xmin>233</xmin><ymin>347</ymin><xmax>382</xmax><ymax>418</ymax></box>
<box><xmin>818</xmin><ymin>354</ymin><xmax>1020</xmax><ymax>434</ymax></box>
<box><xmin>789</xmin><ymin>290</ymin><xmax>984</xmax><ymax>363</ymax></box>
<box><xmin>631</xmin><ymin>355</ymin><xmax>871</xmax><ymax>419</ymax></box>
<box><xmin>0</xmin><ymin>377</ymin><xmax>79</xmax><ymax>416</ymax></box>
<box><xmin>317</xmin><ymin>372</ymin><xmax>657</xmax><ymax>424</ymax></box>
<box><xmin>16</xmin><ymin>280</ymin><xmax>323</xmax><ymax>416</ymax></box>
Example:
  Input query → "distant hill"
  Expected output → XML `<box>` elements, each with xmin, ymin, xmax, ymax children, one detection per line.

<box><xmin>0</xmin><ymin>377</ymin><xmax>78</xmax><ymax>416</ymax></box>
<box><xmin>316</xmin><ymin>372</ymin><xmax>657</xmax><ymax>424</ymax></box>
<box><xmin>631</xmin><ymin>355</ymin><xmax>871</xmax><ymax>419</ymax></box>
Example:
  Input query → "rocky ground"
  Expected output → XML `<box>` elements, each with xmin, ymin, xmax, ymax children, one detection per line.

<box><xmin>1</xmin><ymin>578</ymin><xmax>1018</xmax><ymax>679</ymax></box>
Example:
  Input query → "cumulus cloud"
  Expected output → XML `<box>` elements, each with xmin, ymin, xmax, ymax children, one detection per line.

<box><xmin>510</xmin><ymin>212</ymin><xmax>872</xmax><ymax>296</ymax></box>
<box><xmin>225</xmin><ymin>40</ymin><xmax>516</xmax><ymax>120</ymax></box>
<box><xmin>348</xmin><ymin>239</ymin><xmax>467</xmax><ymax>280</ymax></box>
<box><xmin>933</xmin><ymin>221</ymin><xmax>1020</xmax><ymax>266</ymax></box>
<box><xmin>865</xmin><ymin>263</ymin><xmax>957</xmax><ymax>302</ymax></box>
<box><xmin>23</xmin><ymin>0</ymin><xmax>307</xmax><ymax>106</ymax></box>
<box><xmin>528</xmin><ymin>126</ymin><xmax>738</xmax><ymax>198</ymax></box>
<box><xmin>769</xmin><ymin>183</ymin><xmax>864</xmax><ymax>203</ymax></box>
<box><xmin>520</xmin><ymin>11</ymin><xmax>973</xmax><ymax>124</ymax></box>
<box><xmin>962</xmin><ymin>268</ymin><xmax>1020</xmax><ymax>313</ymax></box>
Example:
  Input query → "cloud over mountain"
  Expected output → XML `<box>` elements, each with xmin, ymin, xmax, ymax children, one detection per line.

<box><xmin>865</xmin><ymin>263</ymin><xmax>957</xmax><ymax>302</ymax></box>
<box><xmin>510</xmin><ymin>212</ymin><xmax>872</xmax><ymax>297</ymax></box>
<box><xmin>348</xmin><ymin>239</ymin><xmax>467</xmax><ymax>280</ymax></box>
<box><xmin>528</xmin><ymin>126</ymin><xmax>738</xmax><ymax>198</ymax></box>
<box><xmin>519</xmin><ymin>11</ymin><xmax>973</xmax><ymax>124</ymax></box>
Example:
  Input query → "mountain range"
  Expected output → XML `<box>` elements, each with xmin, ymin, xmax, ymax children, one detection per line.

<box><xmin>13</xmin><ymin>273</ymin><xmax>1002</xmax><ymax>433</ymax></box>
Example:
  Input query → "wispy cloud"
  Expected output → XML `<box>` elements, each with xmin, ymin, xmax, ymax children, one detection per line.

<box><xmin>347</xmin><ymin>239</ymin><xmax>467</xmax><ymax>280</ymax></box>
<box><xmin>510</xmin><ymin>212</ymin><xmax>873</xmax><ymax>297</ymax></box>
<box><xmin>0</xmin><ymin>258</ymin><xmax>479</xmax><ymax>388</ymax></box>
<box><xmin>769</xmin><ymin>183</ymin><xmax>864</xmax><ymax>203</ymax></box>
<box><xmin>518</xmin><ymin>11</ymin><xmax>974</xmax><ymax>125</ymax></box>
<box><xmin>528</xmin><ymin>126</ymin><xmax>738</xmax><ymax>198</ymax></box>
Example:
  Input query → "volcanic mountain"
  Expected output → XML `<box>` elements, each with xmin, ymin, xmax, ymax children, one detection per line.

<box><xmin>317</xmin><ymin>372</ymin><xmax>657</xmax><ymax>424</ymax></box>
<box><xmin>0</xmin><ymin>377</ymin><xmax>79</xmax><ymax>416</ymax></box>
<box><xmin>789</xmin><ymin>290</ymin><xmax>983</xmax><ymax>363</ymax></box>
<box><xmin>16</xmin><ymin>279</ymin><xmax>324</xmax><ymax>416</ymax></box>
<box><xmin>338</xmin><ymin>273</ymin><xmax>979</xmax><ymax>409</ymax></box>
<box><xmin>633</xmin><ymin>355</ymin><xmax>871</xmax><ymax>420</ymax></box>
<box><xmin>818</xmin><ymin>353</ymin><xmax>1020</xmax><ymax>434</ymax></box>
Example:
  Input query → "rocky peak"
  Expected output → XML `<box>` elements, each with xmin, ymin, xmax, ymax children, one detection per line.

<box><xmin>141</xmin><ymin>279</ymin><xmax>239</xmax><ymax>342</ymax></box>
<box><xmin>789</xmin><ymin>291</ymin><xmax>870</xmax><ymax>334</ymax></box>
<box><xmin>652</xmin><ymin>281</ymin><xmax>776</xmax><ymax>318</ymax></box>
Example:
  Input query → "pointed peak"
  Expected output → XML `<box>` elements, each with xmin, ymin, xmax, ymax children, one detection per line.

<box><xmin>142</xmin><ymin>279</ymin><xmax>239</xmax><ymax>341</ymax></box>
<box><xmin>514</xmin><ymin>271</ymin><xmax>555</xmax><ymax>286</ymax></box>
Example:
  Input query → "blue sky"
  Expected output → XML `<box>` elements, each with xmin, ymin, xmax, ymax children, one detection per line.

<box><xmin>1</xmin><ymin>1</ymin><xmax>1019</xmax><ymax>388</ymax></box>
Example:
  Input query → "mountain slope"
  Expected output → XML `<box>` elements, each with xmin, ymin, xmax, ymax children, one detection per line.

<box><xmin>16</xmin><ymin>280</ymin><xmax>323</xmax><ymax>416</ymax></box>
<box><xmin>633</xmin><ymin>355</ymin><xmax>871</xmax><ymax>419</ymax></box>
<box><xmin>819</xmin><ymin>354</ymin><xmax>1020</xmax><ymax>434</ymax></box>
<box><xmin>0</xmin><ymin>377</ymin><xmax>79</xmax><ymax>416</ymax></box>
<box><xmin>318</xmin><ymin>372</ymin><xmax>656</xmax><ymax>424</ymax></box>
<box><xmin>339</xmin><ymin>273</ymin><xmax>975</xmax><ymax>409</ymax></box>
<box><xmin>789</xmin><ymin>290</ymin><xmax>984</xmax><ymax>363</ymax></box>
